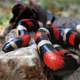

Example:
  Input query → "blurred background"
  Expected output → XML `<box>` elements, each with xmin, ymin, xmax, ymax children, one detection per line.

<box><xmin>0</xmin><ymin>0</ymin><xmax>80</xmax><ymax>29</ymax></box>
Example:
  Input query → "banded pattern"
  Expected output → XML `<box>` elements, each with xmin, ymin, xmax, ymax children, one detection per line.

<box><xmin>17</xmin><ymin>24</ymin><xmax>28</xmax><ymax>35</ymax></box>
<box><xmin>34</xmin><ymin>28</ymin><xmax>64</xmax><ymax>71</ymax></box>
<box><xmin>2</xmin><ymin>19</ymin><xmax>39</xmax><ymax>52</ymax></box>
<box><xmin>2</xmin><ymin>34</ymin><xmax>30</xmax><ymax>52</ymax></box>
<box><xmin>50</xmin><ymin>27</ymin><xmax>80</xmax><ymax>49</ymax></box>
<box><xmin>18</xmin><ymin>19</ymin><xmax>39</xmax><ymax>32</ymax></box>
